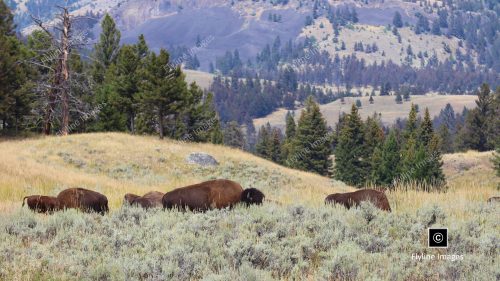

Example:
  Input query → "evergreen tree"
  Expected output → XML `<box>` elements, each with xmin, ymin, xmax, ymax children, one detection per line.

<box><xmin>256</xmin><ymin>123</ymin><xmax>272</xmax><ymax>159</ymax></box>
<box><xmin>419</xmin><ymin>108</ymin><xmax>433</xmax><ymax>146</ymax></box>
<box><xmin>288</xmin><ymin>96</ymin><xmax>331</xmax><ymax>175</ymax></box>
<box><xmin>135</xmin><ymin>34</ymin><xmax>149</xmax><ymax>59</ymax></box>
<box><xmin>493</xmin><ymin>146</ymin><xmax>500</xmax><ymax>177</ymax></box>
<box><xmin>461</xmin><ymin>84</ymin><xmax>494</xmax><ymax>151</ymax></box>
<box><xmin>285</xmin><ymin>111</ymin><xmax>296</xmax><ymax>141</ymax></box>
<box><xmin>369</xmin><ymin>95</ymin><xmax>374</xmax><ymax>104</ymax></box>
<box><xmin>0</xmin><ymin>1</ymin><xmax>35</xmax><ymax>134</ymax></box>
<box><xmin>333</xmin><ymin>104</ymin><xmax>367</xmax><ymax>186</ymax></box>
<box><xmin>404</xmin><ymin>103</ymin><xmax>418</xmax><ymax>140</ymax></box>
<box><xmin>137</xmin><ymin>49</ymin><xmax>187</xmax><ymax>139</ymax></box>
<box><xmin>180</xmin><ymin>83</ymin><xmax>219</xmax><ymax>142</ymax></box>
<box><xmin>223</xmin><ymin>121</ymin><xmax>244</xmax><ymax>149</ymax></box>
<box><xmin>114</xmin><ymin>45</ymin><xmax>140</xmax><ymax>133</ymax></box>
<box><xmin>370</xmin><ymin>130</ymin><xmax>401</xmax><ymax>186</ymax></box>
<box><xmin>393</xmin><ymin>11</ymin><xmax>403</xmax><ymax>28</ymax></box>
<box><xmin>438</xmin><ymin>124</ymin><xmax>453</xmax><ymax>153</ymax></box>
<box><xmin>395</xmin><ymin>93</ymin><xmax>403</xmax><ymax>104</ymax></box>
<box><xmin>270</xmin><ymin>128</ymin><xmax>283</xmax><ymax>163</ymax></box>
<box><xmin>93</xmin><ymin>14</ymin><xmax>121</xmax><ymax>83</ymax></box>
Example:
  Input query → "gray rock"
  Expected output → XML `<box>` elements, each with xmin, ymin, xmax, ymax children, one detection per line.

<box><xmin>186</xmin><ymin>152</ymin><xmax>219</xmax><ymax>167</ymax></box>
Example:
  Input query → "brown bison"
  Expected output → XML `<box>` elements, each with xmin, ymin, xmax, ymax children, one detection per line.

<box><xmin>124</xmin><ymin>193</ymin><xmax>141</xmax><ymax>205</ymax></box>
<box><xmin>130</xmin><ymin>191</ymin><xmax>164</xmax><ymax>209</ymax></box>
<box><xmin>325</xmin><ymin>189</ymin><xmax>391</xmax><ymax>212</ymax></box>
<box><xmin>57</xmin><ymin>188</ymin><xmax>109</xmax><ymax>214</ymax></box>
<box><xmin>487</xmin><ymin>196</ymin><xmax>500</xmax><ymax>203</ymax></box>
<box><xmin>162</xmin><ymin>179</ymin><xmax>265</xmax><ymax>211</ymax></box>
<box><xmin>22</xmin><ymin>195</ymin><xmax>60</xmax><ymax>213</ymax></box>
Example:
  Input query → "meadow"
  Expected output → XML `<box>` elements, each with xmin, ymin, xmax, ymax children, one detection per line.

<box><xmin>0</xmin><ymin>133</ymin><xmax>498</xmax><ymax>280</ymax></box>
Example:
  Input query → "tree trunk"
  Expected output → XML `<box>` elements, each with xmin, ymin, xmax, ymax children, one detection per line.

<box><xmin>59</xmin><ymin>8</ymin><xmax>71</xmax><ymax>136</ymax></box>
<box><xmin>158</xmin><ymin>111</ymin><xmax>164</xmax><ymax>139</ymax></box>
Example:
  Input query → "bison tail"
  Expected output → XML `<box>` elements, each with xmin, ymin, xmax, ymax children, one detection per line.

<box><xmin>22</xmin><ymin>196</ymin><xmax>28</xmax><ymax>207</ymax></box>
<box><xmin>241</xmin><ymin>188</ymin><xmax>265</xmax><ymax>206</ymax></box>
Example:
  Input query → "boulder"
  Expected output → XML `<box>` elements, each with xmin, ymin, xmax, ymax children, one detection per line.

<box><xmin>186</xmin><ymin>152</ymin><xmax>219</xmax><ymax>167</ymax></box>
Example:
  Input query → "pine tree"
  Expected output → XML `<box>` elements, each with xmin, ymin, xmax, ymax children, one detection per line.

<box><xmin>393</xmin><ymin>11</ymin><xmax>403</xmax><ymax>28</ymax></box>
<box><xmin>404</xmin><ymin>103</ymin><xmax>418</xmax><ymax>141</ymax></box>
<box><xmin>288</xmin><ymin>96</ymin><xmax>331</xmax><ymax>175</ymax></box>
<box><xmin>270</xmin><ymin>128</ymin><xmax>282</xmax><ymax>163</ymax></box>
<box><xmin>137</xmin><ymin>49</ymin><xmax>187</xmax><ymax>139</ymax></box>
<box><xmin>223</xmin><ymin>121</ymin><xmax>244</xmax><ymax>149</ymax></box>
<box><xmin>461</xmin><ymin>84</ymin><xmax>493</xmax><ymax>151</ymax></box>
<box><xmin>180</xmin><ymin>83</ymin><xmax>219</xmax><ymax>142</ymax></box>
<box><xmin>256</xmin><ymin>124</ymin><xmax>272</xmax><ymax>159</ymax></box>
<box><xmin>0</xmin><ymin>2</ymin><xmax>35</xmax><ymax>134</ymax></box>
<box><xmin>114</xmin><ymin>45</ymin><xmax>140</xmax><ymax>133</ymax></box>
<box><xmin>93</xmin><ymin>14</ymin><xmax>121</xmax><ymax>83</ymax></box>
<box><xmin>285</xmin><ymin>111</ymin><xmax>296</xmax><ymax>141</ymax></box>
<box><xmin>333</xmin><ymin>104</ymin><xmax>368</xmax><ymax>186</ymax></box>
<box><xmin>135</xmin><ymin>34</ymin><xmax>149</xmax><ymax>59</ymax></box>
<box><xmin>419</xmin><ymin>108</ymin><xmax>433</xmax><ymax>146</ymax></box>
<box><xmin>438</xmin><ymin>124</ymin><xmax>453</xmax><ymax>153</ymax></box>
<box><xmin>370</xmin><ymin>130</ymin><xmax>401</xmax><ymax>186</ymax></box>
<box><xmin>395</xmin><ymin>93</ymin><xmax>403</xmax><ymax>104</ymax></box>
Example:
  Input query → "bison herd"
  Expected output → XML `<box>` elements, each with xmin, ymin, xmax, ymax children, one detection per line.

<box><xmin>22</xmin><ymin>178</ymin><xmax>500</xmax><ymax>215</ymax></box>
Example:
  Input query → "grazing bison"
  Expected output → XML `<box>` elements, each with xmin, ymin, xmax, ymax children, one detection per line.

<box><xmin>57</xmin><ymin>188</ymin><xmax>109</xmax><ymax>214</ymax></box>
<box><xmin>162</xmin><ymin>179</ymin><xmax>265</xmax><ymax>211</ymax></box>
<box><xmin>131</xmin><ymin>191</ymin><xmax>164</xmax><ymax>209</ymax></box>
<box><xmin>325</xmin><ymin>189</ymin><xmax>391</xmax><ymax>212</ymax></box>
<box><xmin>22</xmin><ymin>195</ymin><xmax>60</xmax><ymax>213</ymax></box>
<box><xmin>241</xmin><ymin>188</ymin><xmax>265</xmax><ymax>206</ymax></box>
<box><xmin>487</xmin><ymin>196</ymin><xmax>500</xmax><ymax>203</ymax></box>
<box><xmin>124</xmin><ymin>193</ymin><xmax>140</xmax><ymax>205</ymax></box>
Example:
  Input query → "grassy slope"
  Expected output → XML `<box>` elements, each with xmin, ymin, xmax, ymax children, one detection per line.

<box><xmin>0</xmin><ymin>133</ymin><xmax>498</xmax><ymax>280</ymax></box>
<box><xmin>0</xmin><ymin>133</ymin><xmax>344</xmax><ymax>212</ymax></box>
<box><xmin>0</xmin><ymin>133</ymin><xmax>497</xmax><ymax>217</ymax></box>
<box><xmin>254</xmin><ymin>94</ymin><xmax>477</xmax><ymax>130</ymax></box>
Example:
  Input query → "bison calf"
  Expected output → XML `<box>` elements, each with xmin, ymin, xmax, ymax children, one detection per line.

<box><xmin>162</xmin><ymin>179</ymin><xmax>265</xmax><ymax>211</ymax></box>
<box><xmin>22</xmin><ymin>195</ymin><xmax>60</xmax><ymax>213</ymax></box>
<box><xmin>325</xmin><ymin>189</ymin><xmax>391</xmax><ymax>212</ymax></box>
<box><xmin>57</xmin><ymin>188</ymin><xmax>109</xmax><ymax>214</ymax></box>
<box><xmin>129</xmin><ymin>191</ymin><xmax>164</xmax><ymax>209</ymax></box>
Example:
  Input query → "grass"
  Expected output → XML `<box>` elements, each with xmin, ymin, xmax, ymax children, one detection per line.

<box><xmin>0</xmin><ymin>133</ymin><xmax>498</xmax><ymax>280</ymax></box>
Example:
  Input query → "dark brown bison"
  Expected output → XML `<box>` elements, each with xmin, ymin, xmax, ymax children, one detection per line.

<box><xmin>325</xmin><ymin>189</ymin><xmax>391</xmax><ymax>212</ymax></box>
<box><xmin>124</xmin><ymin>193</ymin><xmax>140</xmax><ymax>205</ymax></box>
<box><xmin>487</xmin><ymin>196</ymin><xmax>500</xmax><ymax>203</ymax></box>
<box><xmin>130</xmin><ymin>191</ymin><xmax>164</xmax><ymax>209</ymax></box>
<box><xmin>22</xmin><ymin>195</ymin><xmax>60</xmax><ymax>213</ymax></box>
<box><xmin>162</xmin><ymin>179</ymin><xmax>265</xmax><ymax>211</ymax></box>
<box><xmin>57</xmin><ymin>188</ymin><xmax>109</xmax><ymax>214</ymax></box>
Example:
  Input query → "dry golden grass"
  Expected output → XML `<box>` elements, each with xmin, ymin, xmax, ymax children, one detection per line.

<box><xmin>0</xmin><ymin>133</ymin><xmax>497</xmax><ymax>217</ymax></box>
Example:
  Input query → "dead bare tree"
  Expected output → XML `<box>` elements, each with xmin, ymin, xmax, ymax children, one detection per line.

<box><xmin>29</xmin><ymin>4</ymin><xmax>93</xmax><ymax>135</ymax></box>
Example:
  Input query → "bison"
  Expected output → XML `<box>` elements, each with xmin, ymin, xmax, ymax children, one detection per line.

<box><xmin>22</xmin><ymin>195</ymin><xmax>60</xmax><ymax>213</ymax></box>
<box><xmin>487</xmin><ymin>196</ymin><xmax>500</xmax><ymax>203</ymax></box>
<box><xmin>130</xmin><ymin>191</ymin><xmax>164</xmax><ymax>209</ymax></box>
<box><xmin>325</xmin><ymin>189</ymin><xmax>391</xmax><ymax>212</ymax></box>
<box><xmin>162</xmin><ymin>179</ymin><xmax>265</xmax><ymax>211</ymax></box>
<box><xmin>57</xmin><ymin>188</ymin><xmax>109</xmax><ymax>214</ymax></box>
<box><xmin>124</xmin><ymin>193</ymin><xmax>141</xmax><ymax>205</ymax></box>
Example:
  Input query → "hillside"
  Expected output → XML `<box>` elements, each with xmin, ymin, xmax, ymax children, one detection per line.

<box><xmin>254</xmin><ymin>94</ymin><xmax>477</xmax><ymax>130</ymax></box>
<box><xmin>0</xmin><ymin>133</ymin><xmax>342</xmax><ymax>212</ymax></box>
<box><xmin>0</xmin><ymin>133</ymin><xmax>498</xmax><ymax>280</ymax></box>
<box><xmin>0</xmin><ymin>133</ymin><xmax>496</xmax><ymax>214</ymax></box>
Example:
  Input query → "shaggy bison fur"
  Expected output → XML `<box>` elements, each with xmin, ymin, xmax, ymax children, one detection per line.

<box><xmin>162</xmin><ymin>179</ymin><xmax>264</xmax><ymax>211</ymax></box>
<box><xmin>22</xmin><ymin>195</ymin><xmax>60</xmax><ymax>213</ymax></box>
<box><xmin>124</xmin><ymin>193</ymin><xmax>141</xmax><ymax>205</ymax></box>
<box><xmin>325</xmin><ymin>189</ymin><xmax>391</xmax><ymax>211</ymax></box>
<box><xmin>57</xmin><ymin>188</ymin><xmax>109</xmax><ymax>214</ymax></box>
<box><xmin>131</xmin><ymin>191</ymin><xmax>164</xmax><ymax>209</ymax></box>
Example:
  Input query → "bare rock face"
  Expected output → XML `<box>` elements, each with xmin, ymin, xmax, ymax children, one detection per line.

<box><xmin>186</xmin><ymin>152</ymin><xmax>219</xmax><ymax>167</ymax></box>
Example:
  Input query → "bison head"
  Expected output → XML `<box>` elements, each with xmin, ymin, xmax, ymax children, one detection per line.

<box><xmin>241</xmin><ymin>188</ymin><xmax>265</xmax><ymax>206</ymax></box>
